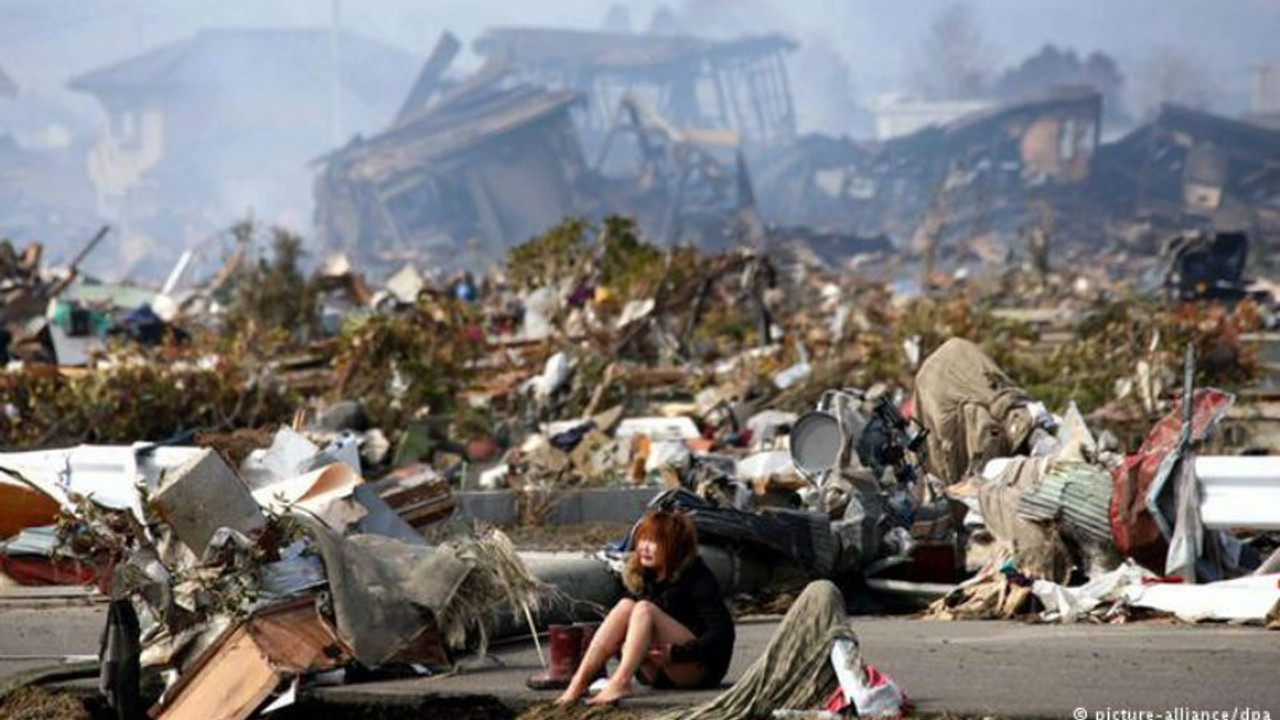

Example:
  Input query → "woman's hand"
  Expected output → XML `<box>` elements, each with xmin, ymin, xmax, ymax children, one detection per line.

<box><xmin>646</xmin><ymin>643</ymin><xmax>673</xmax><ymax>667</ymax></box>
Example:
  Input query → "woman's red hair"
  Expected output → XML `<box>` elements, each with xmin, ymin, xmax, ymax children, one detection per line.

<box><xmin>629</xmin><ymin>510</ymin><xmax>698</xmax><ymax>582</ymax></box>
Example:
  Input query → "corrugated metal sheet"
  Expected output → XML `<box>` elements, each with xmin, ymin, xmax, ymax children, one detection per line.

<box><xmin>1017</xmin><ymin>461</ymin><xmax>1113</xmax><ymax>545</ymax></box>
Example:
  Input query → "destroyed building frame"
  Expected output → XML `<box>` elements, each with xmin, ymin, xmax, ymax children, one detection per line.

<box><xmin>473</xmin><ymin>28</ymin><xmax>799</xmax><ymax>154</ymax></box>
<box><xmin>315</xmin><ymin>85</ymin><xmax>587</xmax><ymax>263</ymax></box>
<box><xmin>756</xmin><ymin>91</ymin><xmax>1104</xmax><ymax>244</ymax></box>
<box><xmin>1091</xmin><ymin>103</ymin><xmax>1280</xmax><ymax>232</ymax></box>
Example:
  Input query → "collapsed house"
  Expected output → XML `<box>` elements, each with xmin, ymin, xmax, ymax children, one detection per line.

<box><xmin>755</xmin><ymin>91</ymin><xmax>1103</xmax><ymax>264</ymax></box>
<box><xmin>756</xmin><ymin>94</ymin><xmax>1280</xmax><ymax>279</ymax></box>
<box><xmin>473</xmin><ymin>28</ymin><xmax>799</xmax><ymax>156</ymax></box>
<box><xmin>314</xmin><ymin>29</ymin><xmax>776</xmax><ymax>268</ymax></box>
<box><xmin>471</xmin><ymin>27</ymin><xmax>799</xmax><ymax>250</ymax></box>
<box><xmin>314</xmin><ymin>83</ymin><xmax>586</xmax><ymax>265</ymax></box>
<box><xmin>314</xmin><ymin>62</ymin><xmax>1112</xmax><ymax>275</ymax></box>
<box><xmin>1090</xmin><ymin>103</ymin><xmax>1280</xmax><ymax>238</ymax></box>
<box><xmin>315</xmin><ymin>26</ymin><xmax>1280</xmax><ymax>286</ymax></box>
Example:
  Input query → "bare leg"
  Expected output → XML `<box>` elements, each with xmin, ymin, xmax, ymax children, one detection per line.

<box><xmin>589</xmin><ymin>600</ymin><xmax>697</xmax><ymax>705</ymax></box>
<box><xmin>555</xmin><ymin>599</ymin><xmax>634</xmax><ymax>704</ymax></box>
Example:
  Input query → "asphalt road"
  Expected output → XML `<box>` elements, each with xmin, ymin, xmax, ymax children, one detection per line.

<box><xmin>0</xmin><ymin>601</ymin><xmax>105</xmax><ymax>682</ymax></box>
<box><xmin>2</xmin><ymin>601</ymin><xmax>1277</xmax><ymax>718</ymax></box>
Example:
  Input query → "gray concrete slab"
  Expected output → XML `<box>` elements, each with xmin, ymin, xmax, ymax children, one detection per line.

<box><xmin>314</xmin><ymin>616</ymin><xmax>1280</xmax><ymax>717</ymax></box>
<box><xmin>4</xmin><ymin>603</ymin><xmax>1279</xmax><ymax>718</ymax></box>
<box><xmin>455</xmin><ymin>488</ymin><xmax>659</xmax><ymax>526</ymax></box>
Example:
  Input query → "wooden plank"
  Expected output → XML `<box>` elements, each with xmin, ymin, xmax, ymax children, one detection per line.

<box><xmin>246</xmin><ymin>599</ymin><xmax>350</xmax><ymax>672</ymax></box>
<box><xmin>153</xmin><ymin>599</ymin><xmax>348</xmax><ymax>720</ymax></box>
<box><xmin>394</xmin><ymin>32</ymin><xmax>462</xmax><ymax>125</ymax></box>
<box><xmin>153</xmin><ymin>625</ymin><xmax>278</xmax><ymax>720</ymax></box>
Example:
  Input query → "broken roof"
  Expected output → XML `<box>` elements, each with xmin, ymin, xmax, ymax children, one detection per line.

<box><xmin>886</xmin><ymin>90</ymin><xmax>1102</xmax><ymax>150</ymax></box>
<box><xmin>1093</xmin><ymin>103</ymin><xmax>1280</xmax><ymax>209</ymax></box>
<box><xmin>1098</xmin><ymin>104</ymin><xmax>1280</xmax><ymax>177</ymax></box>
<box><xmin>67</xmin><ymin>27</ymin><xmax>416</xmax><ymax>104</ymax></box>
<box><xmin>329</xmin><ymin>85</ymin><xmax>580</xmax><ymax>184</ymax></box>
<box><xmin>1151</xmin><ymin>103</ymin><xmax>1280</xmax><ymax>155</ymax></box>
<box><xmin>473</xmin><ymin>28</ymin><xmax>795</xmax><ymax>74</ymax></box>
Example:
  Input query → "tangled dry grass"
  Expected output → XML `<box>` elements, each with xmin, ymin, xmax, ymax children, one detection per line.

<box><xmin>0</xmin><ymin>687</ymin><xmax>93</xmax><ymax>720</ymax></box>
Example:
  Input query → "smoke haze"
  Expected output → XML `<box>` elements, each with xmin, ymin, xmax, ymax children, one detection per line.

<box><xmin>0</xmin><ymin>0</ymin><xmax>1275</xmax><ymax>279</ymax></box>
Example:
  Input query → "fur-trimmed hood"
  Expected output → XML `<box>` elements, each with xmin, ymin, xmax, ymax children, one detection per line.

<box><xmin>621</xmin><ymin>549</ymin><xmax>699</xmax><ymax>595</ymax></box>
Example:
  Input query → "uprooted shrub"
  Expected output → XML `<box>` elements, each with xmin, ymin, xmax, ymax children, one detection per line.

<box><xmin>0</xmin><ymin>346</ymin><xmax>299</xmax><ymax>448</ymax></box>
<box><xmin>505</xmin><ymin>215</ymin><xmax>689</xmax><ymax>304</ymax></box>
<box><xmin>505</xmin><ymin>217</ymin><xmax>592</xmax><ymax>290</ymax></box>
<box><xmin>330</xmin><ymin>295</ymin><xmax>485</xmax><ymax>434</ymax></box>
<box><xmin>223</xmin><ymin>222</ymin><xmax>320</xmax><ymax>344</ymax></box>
<box><xmin>0</xmin><ymin>686</ymin><xmax>95</xmax><ymax>720</ymax></box>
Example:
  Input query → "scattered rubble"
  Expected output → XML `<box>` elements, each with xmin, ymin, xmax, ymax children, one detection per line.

<box><xmin>0</xmin><ymin>426</ymin><xmax>549</xmax><ymax>720</ymax></box>
<box><xmin>5</xmin><ymin>18</ymin><xmax>1280</xmax><ymax>720</ymax></box>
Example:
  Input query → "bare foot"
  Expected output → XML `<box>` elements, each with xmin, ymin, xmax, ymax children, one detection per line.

<box><xmin>554</xmin><ymin>688</ymin><xmax>582</xmax><ymax>706</ymax></box>
<box><xmin>587</xmin><ymin>682</ymin><xmax>633</xmax><ymax>706</ymax></box>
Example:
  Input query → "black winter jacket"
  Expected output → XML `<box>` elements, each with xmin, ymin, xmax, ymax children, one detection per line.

<box><xmin>626</xmin><ymin>555</ymin><xmax>735</xmax><ymax>687</ymax></box>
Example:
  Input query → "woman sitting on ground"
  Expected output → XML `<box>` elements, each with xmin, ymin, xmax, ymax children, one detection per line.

<box><xmin>556</xmin><ymin>509</ymin><xmax>736</xmax><ymax>705</ymax></box>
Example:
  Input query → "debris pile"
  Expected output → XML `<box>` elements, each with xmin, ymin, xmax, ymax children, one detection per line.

<box><xmin>3</xmin><ymin>17</ymin><xmax>1280</xmax><ymax>720</ymax></box>
<box><xmin>1</xmin><ymin>191</ymin><xmax>1278</xmax><ymax>720</ymax></box>
<box><xmin>0</xmin><ymin>428</ymin><xmax>546</xmax><ymax>720</ymax></box>
<box><xmin>917</xmin><ymin>342</ymin><xmax>1280</xmax><ymax>627</ymax></box>
<box><xmin>4</xmin><ymin>72</ymin><xmax>1280</xmax><ymax>717</ymax></box>
<box><xmin>4</xmin><ymin>214</ymin><xmax>1274</xmax><ymax>593</ymax></box>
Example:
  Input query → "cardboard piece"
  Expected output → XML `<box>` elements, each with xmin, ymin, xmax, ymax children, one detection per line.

<box><xmin>250</xmin><ymin>462</ymin><xmax>365</xmax><ymax>530</ymax></box>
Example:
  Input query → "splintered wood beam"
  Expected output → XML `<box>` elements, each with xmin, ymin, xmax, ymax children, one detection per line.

<box><xmin>395</xmin><ymin>32</ymin><xmax>462</xmax><ymax>125</ymax></box>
